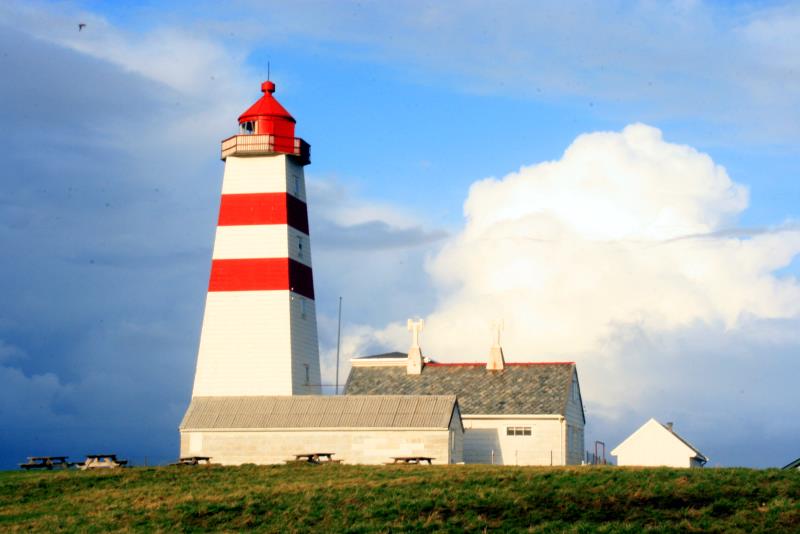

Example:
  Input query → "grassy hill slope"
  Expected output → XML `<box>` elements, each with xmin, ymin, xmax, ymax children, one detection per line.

<box><xmin>1</xmin><ymin>465</ymin><xmax>798</xmax><ymax>532</ymax></box>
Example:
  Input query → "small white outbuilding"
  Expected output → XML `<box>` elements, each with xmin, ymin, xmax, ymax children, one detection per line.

<box><xmin>611</xmin><ymin>418</ymin><xmax>708</xmax><ymax>468</ymax></box>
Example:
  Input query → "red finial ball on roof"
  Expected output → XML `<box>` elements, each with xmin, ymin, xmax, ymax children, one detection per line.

<box><xmin>238</xmin><ymin>80</ymin><xmax>296</xmax><ymax>141</ymax></box>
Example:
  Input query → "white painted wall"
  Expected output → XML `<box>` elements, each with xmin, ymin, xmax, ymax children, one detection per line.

<box><xmin>180</xmin><ymin>426</ymin><xmax>462</xmax><ymax>465</ymax></box>
<box><xmin>611</xmin><ymin>418</ymin><xmax>704</xmax><ymax>468</ymax></box>
<box><xmin>192</xmin><ymin>291</ymin><xmax>320</xmax><ymax>396</ymax></box>
<box><xmin>463</xmin><ymin>416</ymin><xmax>566</xmax><ymax>465</ymax></box>
<box><xmin>285</xmin><ymin>159</ymin><xmax>307</xmax><ymax>201</ymax></box>
<box><xmin>450</xmin><ymin>405</ymin><xmax>464</xmax><ymax>463</ymax></box>
<box><xmin>566</xmin><ymin>424</ymin><xmax>585</xmax><ymax>466</ymax></box>
<box><xmin>289</xmin><ymin>294</ymin><xmax>321</xmax><ymax>393</ymax></box>
<box><xmin>565</xmin><ymin>369</ymin><xmax>586</xmax><ymax>465</ymax></box>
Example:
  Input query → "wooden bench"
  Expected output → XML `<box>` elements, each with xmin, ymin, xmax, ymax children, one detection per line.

<box><xmin>171</xmin><ymin>456</ymin><xmax>212</xmax><ymax>466</ymax></box>
<box><xmin>19</xmin><ymin>456</ymin><xmax>72</xmax><ymax>470</ymax></box>
<box><xmin>389</xmin><ymin>456</ymin><xmax>435</xmax><ymax>465</ymax></box>
<box><xmin>79</xmin><ymin>454</ymin><xmax>128</xmax><ymax>470</ymax></box>
<box><xmin>288</xmin><ymin>453</ymin><xmax>341</xmax><ymax>464</ymax></box>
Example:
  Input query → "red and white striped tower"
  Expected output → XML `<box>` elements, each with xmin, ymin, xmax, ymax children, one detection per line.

<box><xmin>190</xmin><ymin>80</ymin><xmax>321</xmax><ymax>396</ymax></box>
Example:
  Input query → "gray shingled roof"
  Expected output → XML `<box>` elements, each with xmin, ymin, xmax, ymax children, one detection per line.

<box><xmin>345</xmin><ymin>360</ymin><xmax>576</xmax><ymax>416</ymax></box>
<box><xmin>180</xmin><ymin>395</ymin><xmax>458</xmax><ymax>430</ymax></box>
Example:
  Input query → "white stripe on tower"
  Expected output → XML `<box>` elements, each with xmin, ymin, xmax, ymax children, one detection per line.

<box><xmin>220</xmin><ymin>156</ymin><xmax>306</xmax><ymax>198</ymax></box>
<box><xmin>212</xmin><ymin>225</ymin><xmax>312</xmax><ymax>266</ymax></box>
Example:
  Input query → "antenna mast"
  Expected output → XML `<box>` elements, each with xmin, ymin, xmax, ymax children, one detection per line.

<box><xmin>335</xmin><ymin>296</ymin><xmax>342</xmax><ymax>394</ymax></box>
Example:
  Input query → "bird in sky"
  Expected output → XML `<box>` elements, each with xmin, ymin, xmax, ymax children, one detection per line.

<box><xmin>78</xmin><ymin>23</ymin><xmax>86</xmax><ymax>31</ymax></box>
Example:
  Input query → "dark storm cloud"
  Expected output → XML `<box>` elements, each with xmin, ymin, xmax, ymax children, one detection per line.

<box><xmin>0</xmin><ymin>26</ymin><xmax>222</xmax><ymax>467</ymax></box>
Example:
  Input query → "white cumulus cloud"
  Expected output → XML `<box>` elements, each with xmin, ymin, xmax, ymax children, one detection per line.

<box><xmin>415</xmin><ymin>124</ymin><xmax>800</xmax><ymax>358</ymax></box>
<box><xmin>361</xmin><ymin>124</ymin><xmax>800</xmax><ymax>356</ymax></box>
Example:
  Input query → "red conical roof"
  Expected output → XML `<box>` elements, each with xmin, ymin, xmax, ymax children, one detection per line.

<box><xmin>238</xmin><ymin>81</ymin><xmax>296</xmax><ymax>125</ymax></box>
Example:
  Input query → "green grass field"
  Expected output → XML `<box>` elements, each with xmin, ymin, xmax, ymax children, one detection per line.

<box><xmin>0</xmin><ymin>465</ymin><xmax>798</xmax><ymax>532</ymax></box>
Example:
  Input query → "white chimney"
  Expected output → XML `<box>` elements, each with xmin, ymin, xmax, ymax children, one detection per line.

<box><xmin>486</xmin><ymin>319</ymin><xmax>505</xmax><ymax>371</ymax></box>
<box><xmin>406</xmin><ymin>318</ymin><xmax>424</xmax><ymax>375</ymax></box>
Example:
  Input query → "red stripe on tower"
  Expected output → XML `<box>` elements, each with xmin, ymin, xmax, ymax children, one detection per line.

<box><xmin>208</xmin><ymin>257</ymin><xmax>315</xmax><ymax>299</ymax></box>
<box><xmin>218</xmin><ymin>193</ymin><xmax>309</xmax><ymax>234</ymax></box>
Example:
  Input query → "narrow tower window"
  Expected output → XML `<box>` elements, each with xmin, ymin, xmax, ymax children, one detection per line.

<box><xmin>293</xmin><ymin>175</ymin><xmax>301</xmax><ymax>197</ymax></box>
<box><xmin>297</xmin><ymin>236</ymin><xmax>304</xmax><ymax>258</ymax></box>
<box><xmin>303</xmin><ymin>363</ymin><xmax>310</xmax><ymax>385</ymax></box>
<box><xmin>240</xmin><ymin>121</ymin><xmax>255</xmax><ymax>134</ymax></box>
<box><xmin>300</xmin><ymin>297</ymin><xmax>307</xmax><ymax>319</ymax></box>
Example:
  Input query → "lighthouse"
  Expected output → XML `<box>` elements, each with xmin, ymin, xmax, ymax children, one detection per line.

<box><xmin>189</xmin><ymin>80</ymin><xmax>321</xmax><ymax>397</ymax></box>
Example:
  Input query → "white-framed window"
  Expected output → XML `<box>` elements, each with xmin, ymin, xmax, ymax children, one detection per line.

<box><xmin>303</xmin><ymin>363</ymin><xmax>310</xmax><ymax>385</ymax></box>
<box><xmin>506</xmin><ymin>426</ymin><xmax>532</xmax><ymax>436</ymax></box>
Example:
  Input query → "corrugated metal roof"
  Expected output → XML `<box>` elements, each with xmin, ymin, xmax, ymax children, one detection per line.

<box><xmin>344</xmin><ymin>359</ymin><xmax>576</xmax><ymax>416</ymax></box>
<box><xmin>180</xmin><ymin>395</ymin><xmax>458</xmax><ymax>430</ymax></box>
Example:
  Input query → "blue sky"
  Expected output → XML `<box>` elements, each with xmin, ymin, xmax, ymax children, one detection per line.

<box><xmin>1</xmin><ymin>0</ymin><xmax>799</xmax><ymax>468</ymax></box>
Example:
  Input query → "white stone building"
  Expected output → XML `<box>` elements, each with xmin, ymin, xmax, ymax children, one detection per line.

<box><xmin>344</xmin><ymin>344</ymin><xmax>585</xmax><ymax>466</ymax></box>
<box><xmin>180</xmin><ymin>395</ymin><xmax>463</xmax><ymax>465</ymax></box>
<box><xmin>611</xmin><ymin>418</ymin><xmax>708</xmax><ymax>468</ymax></box>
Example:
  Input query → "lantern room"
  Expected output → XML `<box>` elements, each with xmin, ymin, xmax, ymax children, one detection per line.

<box><xmin>238</xmin><ymin>81</ymin><xmax>296</xmax><ymax>139</ymax></box>
<box><xmin>220</xmin><ymin>80</ymin><xmax>310</xmax><ymax>164</ymax></box>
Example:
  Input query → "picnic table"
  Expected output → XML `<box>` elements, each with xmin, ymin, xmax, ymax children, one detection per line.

<box><xmin>78</xmin><ymin>454</ymin><xmax>128</xmax><ymax>470</ymax></box>
<box><xmin>171</xmin><ymin>456</ymin><xmax>212</xmax><ymax>466</ymax></box>
<box><xmin>19</xmin><ymin>456</ymin><xmax>72</xmax><ymax>470</ymax></box>
<box><xmin>289</xmin><ymin>453</ymin><xmax>341</xmax><ymax>464</ymax></box>
<box><xmin>389</xmin><ymin>456</ymin><xmax>435</xmax><ymax>465</ymax></box>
